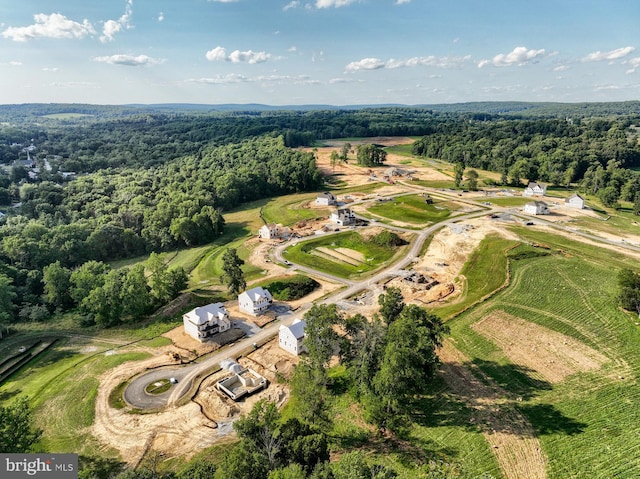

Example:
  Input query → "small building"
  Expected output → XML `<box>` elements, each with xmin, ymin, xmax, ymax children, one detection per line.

<box><xmin>183</xmin><ymin>303</ymin><xmax>231</xmax><ymax>342</ymax></box>
<box><xmin>330</xmin><ymin>208</ymin><xmax>356</xmax><ymax>226</ymax></box>
<box><xmin>524</xmin><ymin>201</ymin><xmax>550</xmax><ymax>215</ymax></box>
<box><xmin>523</xmin><ymin>182</ymin><xmax>547</xmax><ymax>197</ymax></box>
<box><xmin>238</xmin><ymin>286</ymin><xmax>273</xmax><ymax>316</ymax></box>
<box><xmin>315</xmin><ymin>192</ymin><xmax>337</xmax><ymax>206</ymax></box>
<box><xmin>565</xmin><ymin>193</ymin><xmax>585</xmax><ymax>209</ymax></box>
<box><xmin>278</xmin><ymin>318</ymin><xmax>307</xmax><ymax>356</ymax></box>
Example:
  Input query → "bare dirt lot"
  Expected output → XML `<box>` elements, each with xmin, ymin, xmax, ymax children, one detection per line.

<box><xmin>310</xmin><ymin>136</ymin><xmax>452</xmax><ymax>187</ymax></box>
<box><xmin>93</xmin><ymin>338</ymin><xmax>297</xmax><ymax>465</ymax></box>
<box><xmin>385</xmin><ymin>218</ymin><xmax>520</xmax><ymax>306</ymax></box>
<box><xmin>472</xmin><ymin>310</ymin><xmax>608</xmax><ymax>384</ymax></box>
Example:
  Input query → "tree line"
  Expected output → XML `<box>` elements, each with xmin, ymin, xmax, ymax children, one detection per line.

<box><xmin>411</xmin><ymin>117</ymin><xmax>640</xmax><ymax>207</ymax></box>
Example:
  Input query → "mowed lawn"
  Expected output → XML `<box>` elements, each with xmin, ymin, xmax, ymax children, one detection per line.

<box><xmin>283</xmin><ymin>231</ymin><xmax>407</xmax><ymax>278</ymax></box>
<box><xmin>445</xmin><ymin>231</ymin><xmax>640</xmax><ymax>477</ymax></box>
<box><xmin>367</xmin><ymin>194</ymin><xmax>456</xmax><ymax>225</ymax></box>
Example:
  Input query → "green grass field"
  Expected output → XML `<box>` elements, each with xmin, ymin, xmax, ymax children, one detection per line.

<box><xmin>367</xmin><ymin>195</ymin><xmax>456</xmax><ymax>225</ymax></box>
<box><xmin>443</xmin><ymin>232</ymin><xmax>640</xmax><ymax>477</ymax></box>
<box><xmin>485</xmin><ymin>196</ymin><xmax>531</xmax><ymax>207</ymax></box>
<box><xmin>0</xmin><ymin>339</ymin><xmax>150</xmax><ymax>455</ymax></box>
<box><xmin>283</xmin><ymin>231</ymin><xmax>408</xmax><ymax>279</ymax></box>
<box><xmin>432</xmin><ymin>235</ymin><xmax>516</xmax><ymax>320</ymax></box>
<box><xmin>261</xmin><ymin>193</ymin><xmax>329</xmax><ymax>226</ymax></box>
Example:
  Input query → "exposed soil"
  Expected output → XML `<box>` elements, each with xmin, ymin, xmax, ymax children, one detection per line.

<box><xmin>472</xmin><ymin>310</ymin><xmax>608</xmax><ymax>384</ymax></box>
<box><xmin>93</xmin><ymin>339</ymin><xmax>295</xmax><ymax>465</ymax></box>
<box><xmin>385</xmin><ymin>218</ymin><xmax>520</xmax><ymax>306</ymax></box>
<box><xmin>438</xmin><ymin>341</ymin><xmax>548</xmax><ymax>479</ymax></box>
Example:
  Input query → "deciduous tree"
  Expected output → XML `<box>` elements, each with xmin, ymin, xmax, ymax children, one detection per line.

<box><xmin>221</xmin><ymin>247</ymin><xmax>246</xmax><ymax>296</ymax></box>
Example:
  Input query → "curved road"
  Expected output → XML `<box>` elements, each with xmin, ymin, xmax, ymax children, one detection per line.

<box><xmin>125</xmin><ymin>182</ymin><xmax>640</xmax><ymax>409</ymax></box>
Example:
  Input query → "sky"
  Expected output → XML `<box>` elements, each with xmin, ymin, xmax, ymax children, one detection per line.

<box><xmin>0</xmin><ymin>0</ymin><xmax>639</xmax><ymax>106</ymax></box>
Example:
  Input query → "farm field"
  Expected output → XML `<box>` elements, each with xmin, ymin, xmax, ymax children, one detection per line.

<box><xmin>443</xmin><ymin>240</ymin><xmax>640</xmax><ymax>477</ymax></box>
<box><xmin>366</xmin><ymin>194</ymin><xmax>456</xmax><ymax>225</ymax></box>
<box><xmin>283</xmin><ymin>230</ymin><xmax>409</xmax><ymax>278</ymax></box>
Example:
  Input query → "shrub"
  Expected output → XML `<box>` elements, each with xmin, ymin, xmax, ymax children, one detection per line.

<box><xmin>265</xmin><ymin>275</ymin><xmax>320</xmax><ymax>301</ymax></box>
<box><xmin>371</xmin><ymin>231</ymin><xmax>407</xmax><ymax>248</ymax></box>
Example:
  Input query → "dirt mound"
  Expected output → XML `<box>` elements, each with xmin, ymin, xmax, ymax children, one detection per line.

<box><xmin>472</xmin><ymin>311</ymin><xmax>608</xmax><ymax>383</ymax></box>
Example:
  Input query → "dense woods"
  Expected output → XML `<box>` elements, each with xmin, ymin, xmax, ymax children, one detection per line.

<box><xmin>412</xmin><ymin>117</ymin><xmax>640</xmax><ymax>206</ymax></box>
<box><xmin>0</xmin><ymin>133</ymin><xmax>321</xmax><ymax>326</ymax></box>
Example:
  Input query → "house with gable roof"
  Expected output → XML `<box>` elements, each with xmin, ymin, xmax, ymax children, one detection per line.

<box><xmin>524</xmin><ymin>201</ymin><xmax>550</xmax><ymax>215</ymax></box>
<box><xmin>238</xmin><ymin>286</ymin><xmax>273</xmax><ymax>316</ymax></box>
<box><xmin>278</xmin><ymin>318</ymin><xmax>307</xmax><ymax>356</ymax></box>
<box><xmin>183</xmin><ymin>303</ymin><xmax>231</xmax><ymax>341</ymax></box>
<box><xmin>565</xmin><ymin>193</ymin><xmax>585</xmax><ymax>209</ymax></box>
<box><xmin>523</xmin><ymin>182</ymin><xmax>547</xmax><ymax>197</ymax></box>
<box><xmin>315</xmin><ymin>192</ymin><xmax>337</xmax><ymax>206</ymax></box>
<box><xmin>258</xmin><ymin>223</ymin><xmax>291</xmax><ymax>240</ymax></box>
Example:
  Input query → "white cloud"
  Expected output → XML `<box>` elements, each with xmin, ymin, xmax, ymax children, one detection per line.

<box><xmin>582</xmin><ymin>46</ymin><xmax>635</xmax><ymax>62</ymax></box>
<box><xmin>1</xmin><ymin>13</ymin><xmax>95</xmax><ymax>42</ymax></box>
<box><xmin>386</xmin><ymin>55</ymin><xmax>470</xmax><ymax>69</ymax></box>
<box><xmin>206</xmin><ymin>46</ymin><xmax>272</xmax><ymax>63</ymax></box>
<box><xmin>1</xmin><ymin>61</ymin><xmax>23</xmax><ymax>67</ymax></box>
<box><xmin>329</xmin><ymin>77</ymin><xmax>365</xmax><ymax>84</ymax></box>
<box><xmin>345</xmin><ymin>58</ymin><xmax>386</xmax><ymax>71</ymax></box>
<box><xmin>477</xmin><ymin>46</ymin><xmax>548</xmax><ymax>68</ymax></box>
<box><xmin>346</xmin><ymin>55</ymin><xmax>470</xmax><ymax>72</ymax></box>
<box><xmin>229</xmin><ymin>50</ymin><xmax>271</xmax><ymax>63</ymax></box>
<box><xmin>205</xmin><ymin>46</ymin><xmax>227</xmax><ymax>61</ymax></box>
<box><xmin>624</xmin><ymin>57</ymin><xmax>640</xmax><ymax>74</ymax></box>
<box><xmin>185</xmin><ymin>74</ymin><xmax>318</xmax><ymax>85</ymax></box>
<box><xmin>553</xmin><ymin>65</ymin><xmax>569</xmax><ymax>72</ymax></box>
<box><xmin>93</xmin><ymin>54</ymin><xmax>162</xmax><ymax>66</ymax></box>
<box><xmin>395</xmin><ymin>0</ymin><xmax>411</xmax><ymax>4</ymax></box>
<box><xmin>100</xmin><ymin>0</ymin><xmax>133</xmax><ymax>43</ymax></box>
<box><xmin>283</xmin><ymin>1</ymin><xmax>300</xmax><ymax>11</ymax></box>
<box><xmin>316</xmin><ymin>0</ymin><xmax>357</xmax><ymax>8</ymax></box>
<box><xmin>158</xmin><ymin>12</ymin><xmax>164</xmax><ymax>22</ymax></box>
<box><xmin>186</xmin><ymin>74</ymin><xmax>250</xmax><ymax>84</ymax></box>
<box><xmin>42</xmin><ymin>67</ymin><xmax>60</xmax><ymax>72</ymax></box>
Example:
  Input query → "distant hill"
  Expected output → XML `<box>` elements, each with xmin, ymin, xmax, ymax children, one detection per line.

<box><xmin>0</xmin><ymin>101</ymin><xmax>639</xmax><ymax>126</ymax></box>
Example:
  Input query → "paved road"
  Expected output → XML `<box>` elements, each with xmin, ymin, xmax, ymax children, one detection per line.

<box><xmin>124</xmin><ymin>181</ymin><xmax>640</xmax><ymax>409</ymax></box>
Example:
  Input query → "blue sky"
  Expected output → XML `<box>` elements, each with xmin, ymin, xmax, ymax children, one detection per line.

<box><xmin>0</xmin><ymin>0</ymin><xmax>639</xmax><ymax>105</ymax></box>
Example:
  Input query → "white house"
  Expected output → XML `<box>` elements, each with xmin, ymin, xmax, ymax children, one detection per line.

<box><xmin>565</xmin><ymin>193</ymin><xmax>585</xmax><ymax>209</ymax></box>
<box><xmin>258</xmin><ymin>223</ymin><xmax>290</xmax><ymax>240</ymax></box>
<box><xmin>524</xmin><ymin>201</ymin><xmax>550</xmax><ymax>215</ymax></box>
<box><xmin>238</xmin><ymin>286</ymin><xmax>273</xmax><ymax>316</ymax></box>
<box><xmin>523</xmin><ymin>182</ymin><xmax>547</xmax><ymax>197</ymax></box>
<box><xmin>279</xmin><ymin>319</ymin><xmax>307</xmax><ymax>356</ymax></box>
<box><xmin>183</xmin><ymin>303</ymin><xmax>231</xmax><ymax>342</ymax></box>
<box><xmin>315</xmin><ymin>192</ymin><xmax>337</xmax><ymax>206</ymax></box>
<box><xmin>259</xmin><ymin>223</ymin><xmax>280</xmax><ymax>240</ymax></box>
<box><xmin>330</xmin><ymin>208</ymin><xmax>356</xmax><ymax>226</ymax></box>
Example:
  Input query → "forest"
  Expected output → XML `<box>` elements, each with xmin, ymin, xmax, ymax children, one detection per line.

<box><xmin>1</xmin><ymin>102</ymin><xmax>640</xmax><ymax>328</ymax></box>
